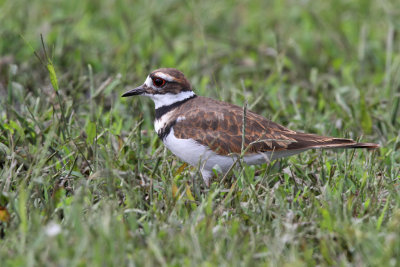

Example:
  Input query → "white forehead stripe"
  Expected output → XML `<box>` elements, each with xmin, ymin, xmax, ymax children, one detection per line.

<box><xmin>153</xmin><ymin>72</ymin><xmax>175</xmax><ymax>82</ymax></box>
<box><xmin>144</xmin><ymin>75</ymin><xmax>153</xmax><ymax>88</ymax></box>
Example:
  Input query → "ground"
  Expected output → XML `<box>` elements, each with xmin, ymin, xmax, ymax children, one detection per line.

<box><xmin>0</xmin><ymin>0</ymin><xmax>399</xmax><ymax>265</ymax></box>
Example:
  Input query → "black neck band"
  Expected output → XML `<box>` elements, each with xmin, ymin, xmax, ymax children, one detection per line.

<box><xmin>155</xmin><ymin>95</ymin><xmax>197</xmax><ymax>120</ymax></box>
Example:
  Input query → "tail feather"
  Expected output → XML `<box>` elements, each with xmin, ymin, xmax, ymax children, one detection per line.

<box><xmin>286</xmin><ymin>133</ymin><xmax>380</xmax><ymax>151</ymax></box>
<box><xmin>315</xmin><ymin>139</ymin><xmax>380</xmax><ymax>150</ymax></box>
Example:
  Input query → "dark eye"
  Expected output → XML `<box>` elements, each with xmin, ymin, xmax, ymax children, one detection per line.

<box><xmin>153</xmin><ymin>78</ymin><xmax>166</xmax><ymax>87</ymax></box>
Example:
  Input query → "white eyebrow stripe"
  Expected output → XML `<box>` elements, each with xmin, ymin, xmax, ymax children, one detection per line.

<box><xmin>153</xmin><ymin>72</ymin><xmax>175</xmax><ymax>82</ymax></box>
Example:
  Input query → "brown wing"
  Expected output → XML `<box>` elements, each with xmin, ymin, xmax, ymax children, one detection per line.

<box><xmin>172</xmin><ymin>96</ymin><xmax>379</xmax><ymax>155</ymax></box>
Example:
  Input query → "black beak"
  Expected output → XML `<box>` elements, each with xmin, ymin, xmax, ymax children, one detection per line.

<box><xmin>121</xmin><ymin>85</ymin><xmax>146</xmax><ymax>97</ymax></box>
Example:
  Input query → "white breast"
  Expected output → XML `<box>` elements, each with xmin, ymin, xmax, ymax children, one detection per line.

<box><xmin>154</xmin><ymin>112</ymin><xmax>172</xmax><ymax>134</ymax></box>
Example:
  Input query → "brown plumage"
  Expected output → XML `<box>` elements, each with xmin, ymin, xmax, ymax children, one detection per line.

<box><xmin>149</xmin><ymin>69</ymin><xmax>192</xmax><ymax>94</ymax></box>
<box><xmin>166</xmin><ymin>96</ymin><xmax>379</xmax><ymax>155</ymax></box>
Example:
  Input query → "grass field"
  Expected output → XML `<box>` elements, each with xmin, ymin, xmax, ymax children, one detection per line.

<box><xmin>1</xmin><ymin>0</ymin><xmax>399</xmax><ymax>265</ymax></box>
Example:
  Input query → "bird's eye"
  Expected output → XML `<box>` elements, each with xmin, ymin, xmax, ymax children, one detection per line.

<box><xmin>153</xmin><ymin>78</ymin><xmax>166</xmax><ymax>87</ymax></box>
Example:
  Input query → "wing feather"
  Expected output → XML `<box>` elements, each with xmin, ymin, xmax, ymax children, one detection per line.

<box><xmin>171</xmin><ymin>96</ymin><xmax>378</xmax><ymax>155</ymax></box>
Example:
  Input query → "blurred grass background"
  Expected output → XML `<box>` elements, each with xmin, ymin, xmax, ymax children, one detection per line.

<box><xmin>0</xmin><ymin>0</ymin><xmax>399</xmax><ymax>265</ymax></box>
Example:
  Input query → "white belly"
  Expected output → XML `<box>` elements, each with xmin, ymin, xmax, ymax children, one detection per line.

<box><xmin>163</xmin><ymin>128</ymin><xmax>235</xmax><ymax>172</ymax></box>
<box><xmin>162</xmin><ymin>127</ymin><xmax>307</xmax><ymax>173</ymax></box>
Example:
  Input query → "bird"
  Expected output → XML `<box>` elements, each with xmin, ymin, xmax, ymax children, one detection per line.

<box><xmin>122</xmin><ymin>68</ymin><xmax>379</xmax><ymax>186</ymax></box>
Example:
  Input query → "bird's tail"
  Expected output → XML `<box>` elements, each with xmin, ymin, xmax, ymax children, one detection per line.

<box><xmin>315</xmin><ymin>139</ymin><xmax>380</xmax><ymax>150</ymax></box>
<box><xmin>286</xmin><ymin>132</ymin><xmax>380</xmax><ymax>150</ymax></box>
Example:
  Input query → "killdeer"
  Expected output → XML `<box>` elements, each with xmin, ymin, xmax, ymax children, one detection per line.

<box><xmin>122</xmin><ymin>68</ymin><xmax>379</xmax><ymax>185</ymax></box>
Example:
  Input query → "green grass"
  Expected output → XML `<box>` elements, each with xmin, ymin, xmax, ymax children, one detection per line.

<box><xmin>1</xmin><ymin>0</ymin><xmax>399</xmax><ymax>265</ymax></box>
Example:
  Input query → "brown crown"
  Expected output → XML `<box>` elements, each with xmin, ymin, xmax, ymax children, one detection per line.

<box><xmin>149</xmin><ymin>68</ymin><xmax>192</xmax><ymax>94</ymax></box>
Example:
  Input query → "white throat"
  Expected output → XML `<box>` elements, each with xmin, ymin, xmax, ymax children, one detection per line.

<box><xmin>145</xmin><ymin>91</ymin><xmax>196</xmax><ymax>109</ymax></box>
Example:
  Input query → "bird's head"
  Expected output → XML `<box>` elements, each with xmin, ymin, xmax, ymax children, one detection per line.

<box><xmin>122</xmin><ymin>68</ymin><xmax>195</xmax><ymax>108</ymax></box>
